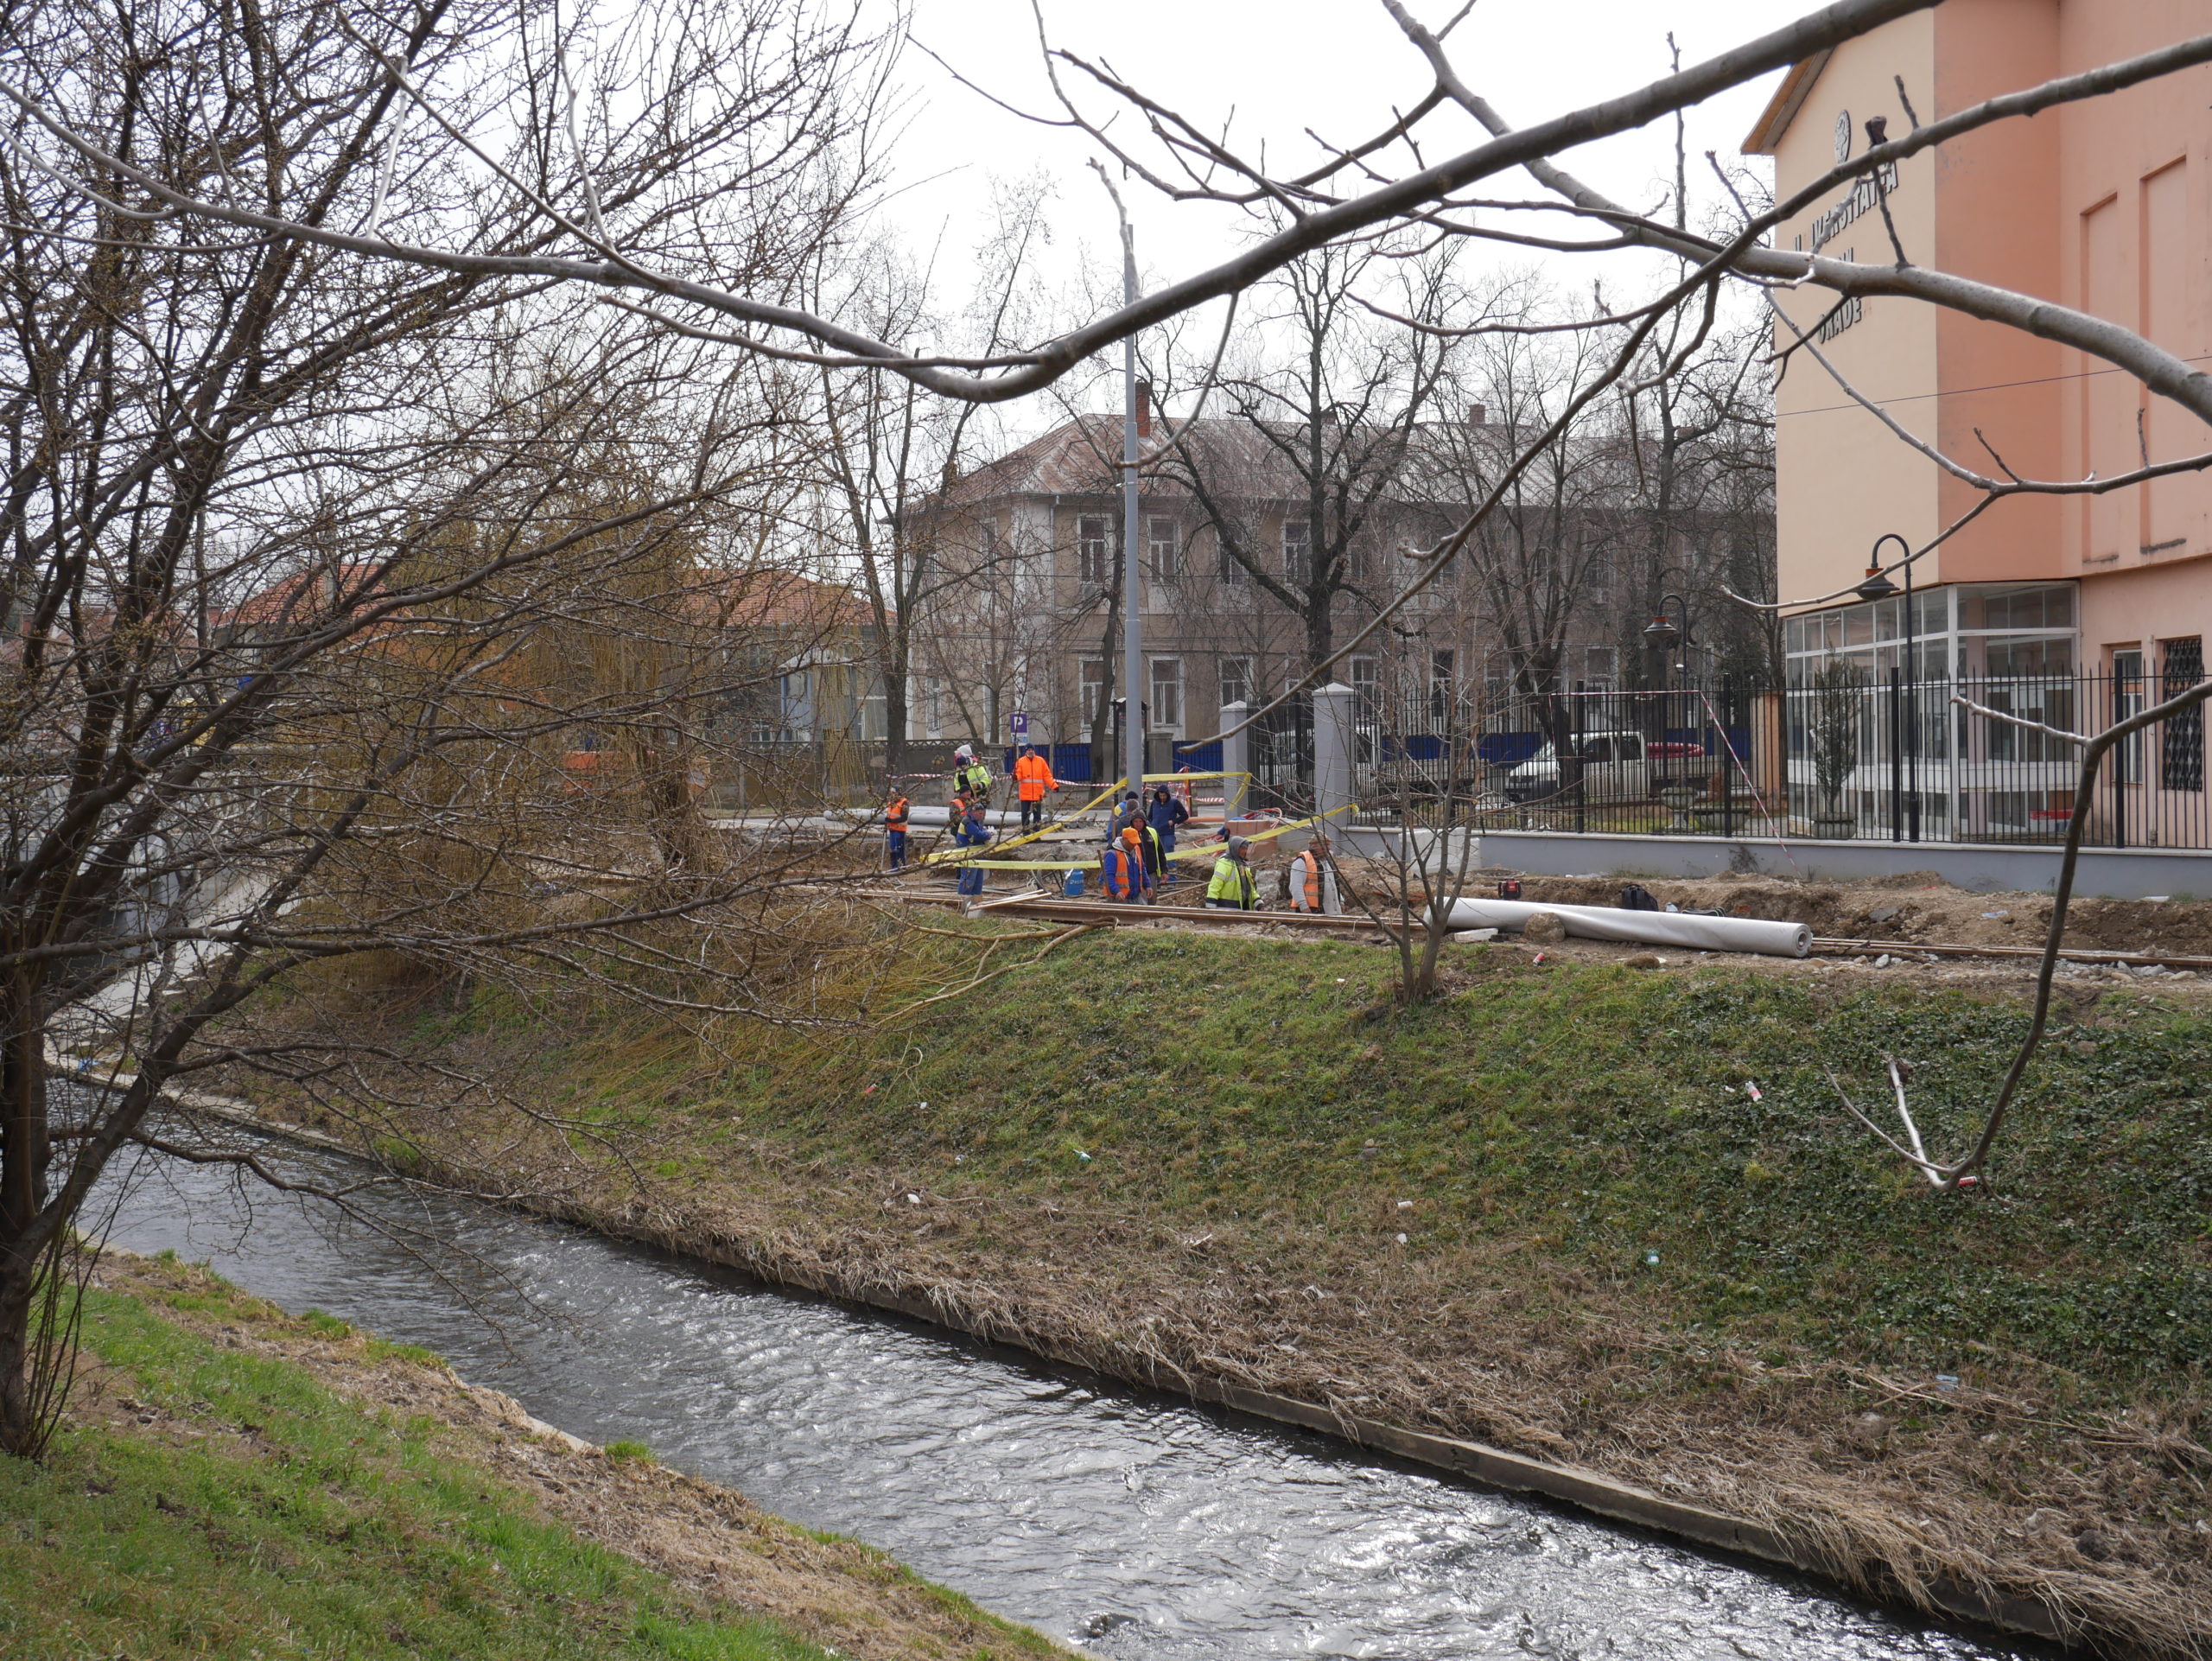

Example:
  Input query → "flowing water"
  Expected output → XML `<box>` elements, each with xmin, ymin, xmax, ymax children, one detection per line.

<box><xmin>92</xmin><ymin>1143</ymin><xmax>2034</xmax><ymax>1661</ymax></box>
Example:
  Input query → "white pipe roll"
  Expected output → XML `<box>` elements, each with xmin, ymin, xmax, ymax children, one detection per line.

<box><xmin>1440</xmin><ymin>898</ymin><xmax>1811</xmax><ymax>958</ymax></box>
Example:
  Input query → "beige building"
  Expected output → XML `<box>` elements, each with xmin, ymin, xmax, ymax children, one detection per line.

<box><xmin>1750</xmin><ymin>0</ymin><xmax>2210</xmax><ymax>802</ymax></box>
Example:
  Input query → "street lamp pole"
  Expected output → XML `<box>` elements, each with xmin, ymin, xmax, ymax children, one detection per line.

<box><xmin>1642</xmin><ymin>591</ymin><xmax>1692</xmax><ymax>807</ymax></box>
<box><xmin>1116</xmin><ymin>205</ymin><xmax>1146</xmax><ymax>808</ymax></box>
<box><xmin>1855</xmin><ymin>535</ymin><xmax>1919</xmax><ymax>842</ymax></box>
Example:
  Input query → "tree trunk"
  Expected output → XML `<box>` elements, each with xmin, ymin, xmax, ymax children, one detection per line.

<box><xmin>0</xmin><ymin>991</ymin><xmax>51</xmax><ymax>1458</ymax></box>
<box><xmin>882</xmin><ymin>638</ymin><xmax>910</xmax><ymax>779</ymax></box>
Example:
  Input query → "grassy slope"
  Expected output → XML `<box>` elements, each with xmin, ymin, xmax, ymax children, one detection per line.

<box><xmin>1</xmin><ymin>1258</ymin><xmax>1058</xmax><ymax>1661</ymax></box>
<box><xmin>239</xmin><ymin>920</ymin><xmax>2212</xmax><ymax>1650</ymax></box>
<box><xmin>555</xmin><ymin>926</ymin><xmax>2209</xmax><ymax>1393</ymax></box>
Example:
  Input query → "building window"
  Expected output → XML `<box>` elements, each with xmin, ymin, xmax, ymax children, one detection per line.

<box><xmin>1080</xmin><ymin>658</ymin><xmax>1108</xmax><ymax>722</ymax></box>
<box><xmin>1216</xmin><ymin>538</ymin><xmax>1249</xmax><ymax>588</ymax></box>
<box><xmin>1147</xmin><ymin>516</ymin><xmax>1180</xmax><ymax>581</ymax></box>
<box><xmin>1218</xmin><ymin>655</ymin><xmax>1252</xmax><ymax>710</ymax></box>
<box><xmin>1282</xmin><ymin>519</ymin><xmax>1313</xmax><ymax>584</ymax></box>
<box><xmin>1077</xmin><ymin>514</ymin><xmax>1112</xmax><ymax>586</ymax></box>
<box><xmin>1586</xmin><ymin>550</ymin><xmax>1612</xmax><ymax>607</ymax></box>
<box><xmin>1429</xmin><ymin>647</ymin><xmax>1455</xmax><ymax>725</ymax></box>
<box><xmin>1348</xmin><ymin>654</ymin><xmax>1380</xmax><ymax>716</ymax></box>
<box><xmin>1583</xmin><ymin>645</ymin><xmax>1618</xmax><ymax>690</ymax></box>
<box><xmin>2163</xmin><ymin>637</ymin><xmax>2203</xmax><ymax>792</ymax></box>
<box><xmin>1150</xmin><ymin>658</ymin><xmax>1183</xmax><ymax>730</ymax></box>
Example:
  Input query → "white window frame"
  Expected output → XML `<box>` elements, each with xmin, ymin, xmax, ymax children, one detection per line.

<box><xmin>1218</xmin><ymin>654</ymin><xmax>1252</xmax><ymax>710</ymax></box>
<box><xmin>1146</xmin><ymin>515</ymin><xmax>1181</xmax><ymax>581</ymax></box>
<box><xmin>1216</xmin><ymin>535</ymin><xmax>1249</xmax><ymax>588</ymax></box>
<box><xmin>1149</xmin><ymin>657</ymin><xmax>1184</xmax><ymax>733</ymax></box>
<box><xmin>1282</xmin><ymin>518</ymin><xmax>1313</xmax><ymax>583</ymax></box>
<box><xmin>1077</xmin><ymin>514</ymin><xmax>1112</xmax><ymax>587</ymax></box>
<box><xmin>1348</xmin><ymin>654</ymin><xmax>1381</xmax><ymax>716</ymax></box>
<box><xmin>1079</xmin><ymin>657</ymin><xmax>1108</xmax><ymax>722</ymax></box>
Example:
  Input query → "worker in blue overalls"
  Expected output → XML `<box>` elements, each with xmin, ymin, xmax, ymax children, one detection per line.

<box><xmin>956</xmin><ymin>791</ymin><xmax>991</xmax><ymax>897</ymax></box>
<box><xmin>1147</xmin><ymin>785</ymin><xmax>1189</xmax><ymax>888</ymax></box>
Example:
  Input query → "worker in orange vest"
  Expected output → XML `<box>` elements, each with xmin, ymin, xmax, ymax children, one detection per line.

<box><xmin>1289</xmin><ymin>831</ymin><xmax>1336</xmax><ymax>913</ymax></box>
<box><xmin>1011</xmin><ymin>744</ymin><xmax>1060</xmax><ymax>832</ymax></box>
<box><xmin>884</xmin><ymin>789</ymin><xmax>911</xmax><ymax>870</ymax></box>
<box><xmin>1099</xmin><ymin>824</ymin><xmax>1153</xmax><ymax>903</ymax></box>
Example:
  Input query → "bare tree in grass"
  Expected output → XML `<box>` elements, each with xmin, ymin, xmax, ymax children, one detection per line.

<box><xmin>1332</xmin><ymin>665</ymin><xmax>1494</xmax><ymax>1004</ymax></box>
<box><xmin>0</xmin><ymin>0</ymin><xmax>891</xmax><ymax>1456</ymax></box>
<box><xmin>1832</xmin><ymin>675</ymin><xmax>2212</xmax><ymax>1192</ymax></box>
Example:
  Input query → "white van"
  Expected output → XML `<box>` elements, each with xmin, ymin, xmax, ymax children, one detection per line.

<box><xmin>1503</xmin><ymin>731</ymin><xmax>1650</xmax><ymax>804</ymax></box>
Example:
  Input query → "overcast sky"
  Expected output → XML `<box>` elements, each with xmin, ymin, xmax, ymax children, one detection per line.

<box><xmin>883</xmin><ymin>0</ymin><xmax>1795</xmax><ymax>413</ymax></box>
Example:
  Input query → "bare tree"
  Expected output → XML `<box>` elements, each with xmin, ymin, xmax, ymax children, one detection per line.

<box><xmin>0</xmin><ymin>0</ymin><xmax>888</xmax><ymax>1455</ymax></box>
<box><xmin>1836</xmin><ymin>674</ymin><xmax>2212</xmax><ymax>1190</ymax></box>
<box><xmin>1409</xmin><ymin>294</ymin><xmax>1627</xmax><ymax>704</ymax></box>
<box><xmin>804</xmin><ymin>182</ymin><xmax>1052</xmax><ymax>773</ymax></box>
<box><xmin>10</xmin><ymin>0</ymin><xmax>2212</xmax><ymax>1441</ymax></box>
<box><xmin>1152</xmin><ymin>237</ymin><xmax>1457</xmax><ymax>682</ymax></box>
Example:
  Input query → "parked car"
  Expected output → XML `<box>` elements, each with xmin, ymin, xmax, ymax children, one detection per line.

<box><xmin>1502</xmin><ymin>731</ymin><xmax>1706</xmax><ymax>804</ymax></box>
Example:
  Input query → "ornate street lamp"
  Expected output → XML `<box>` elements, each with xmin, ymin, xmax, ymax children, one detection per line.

<box><xmin>1855</xmin><ymin>533</ymin><xmax>1919</xmax><ymax>841</ymax></box>
<box><xmin>1643</xmin><ymin>593</ymin><xmax>1697</xmax><ymax>827</ymax></box>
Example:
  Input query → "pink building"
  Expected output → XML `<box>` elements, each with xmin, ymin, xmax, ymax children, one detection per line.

<box><xmin>1748</xmin><ymin>0</ymin><xmax>2209</xmax><ymax>838</ymax></box>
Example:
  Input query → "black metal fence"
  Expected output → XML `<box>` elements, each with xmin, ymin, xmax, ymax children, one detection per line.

<box><xmin>1347</xmin><ymin>671</ymin><xmax>2211</xmax><ymax>849</ymax></box>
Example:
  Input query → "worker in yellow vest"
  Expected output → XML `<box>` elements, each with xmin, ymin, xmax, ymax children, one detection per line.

<box><xmin>1205</xmin><ymin>836</ymin><xmax>1258</xmax><ymax>910</ymax></box>
<box><xmin>951</xmin><ymin>743</ymin><xmax>993</xmax><ymax>806</ymax></box>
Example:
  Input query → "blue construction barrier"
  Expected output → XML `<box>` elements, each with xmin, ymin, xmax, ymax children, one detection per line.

<box><xmin>1476</xmin><ymin>731</ymin><xmax>1544</xmax><ymax>767</ymax></box>
<box><xmin>1172</xmin><ymin>739</ymin><xmax>1223</xmax><ymax>773</ymax></box>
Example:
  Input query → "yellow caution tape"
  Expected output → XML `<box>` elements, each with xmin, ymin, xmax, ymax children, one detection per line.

<box><xmin>910</xmin><ymin>771</ymin><xmax>1254</xmax><ymax>867</ymax></box>
<box><xmin>944</xmin><ymin>801</ymin><xmax>1357</xmax><ymax>871</ymax></box>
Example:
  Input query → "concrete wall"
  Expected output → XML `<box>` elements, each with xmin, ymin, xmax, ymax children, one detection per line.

<box><xmin>1477</xmin><ymin>829</ymin><xmax>2212</xmax><ymax>899</ymax></box>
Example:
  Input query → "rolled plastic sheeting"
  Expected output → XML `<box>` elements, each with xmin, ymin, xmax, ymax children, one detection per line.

<box><xmin>1439</xmin><ymin>898</ymin><xmax>1811</xmax><ymax>958</ymax></box>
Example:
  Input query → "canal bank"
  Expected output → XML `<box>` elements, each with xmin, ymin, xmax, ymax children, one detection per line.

<box><xmin>9</xmin><ymin>1248</ymin><xmax>1069</xmax><ymax>1661</ymax></box>
<box><xmin>93</xmin><ymin>1133</ymin><xmax>2045</xmax><ymax>1661</ymax></box>
<box><xmin>194</xmin><ymin>920</ymin><xmax>2212</xmax><ymax>1658</ymax></box>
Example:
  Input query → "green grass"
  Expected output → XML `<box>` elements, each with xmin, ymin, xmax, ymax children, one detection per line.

<box><xmin>0</xmin><ymin>1278</ymin><xmax>842</xmax><ymax>1661</ymax></box>
<box><xmin>626</xmin><ymin>926</ymin><xmax>2211</xmax><ymax>1394</ymax></box>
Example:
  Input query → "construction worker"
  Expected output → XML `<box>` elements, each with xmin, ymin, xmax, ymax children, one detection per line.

<box><xmin>944</xmin><ymin>784</ymin><xmax>973</xmax><ymax>886</ymax></box>
<box><xmin>1109</xmin><ymin>788</ymin><xmax>1145</xmax><ymax>839</ymax></box>
<box><xmin>1289</xmin><ymin>831</ymin><xmax>1336</xmax><ymax>913</ymax></box>
<box><xmin>1133</xmin><ymin>815</ymin><xmax>1165</xmax><ymax>891</ymax></box>
<box><xmin>1205</xmin><ymin>835</ymin><xmax>1259</xmax><ymax>910</ymax></box>
<box><xmin>1100</xmin><ymin>824</ymin><xmax>1152</xmax><ymax>903</ymax></box>
<box><xmin>951</xmin><ymin>743</ymin><xmax>993</xmax><ymax>807</ymax></box>
<box><xmin>956</xmin><ymin>792</ymin><xmax>991</xmax><ymax>898</ymax></box>
<box><xmin>1012</xmin><ymin>744</ymin><xmax>1060</xmax><ymax>832</ymax></box>
<box><xmin>1146</xmin><ymin>785</ymin><xmax>1189</xmax><ymax>887</ymax></box>
<box><xmin>884</xmin><ymin>788</ymin><xmax>911</xmax><ymax>871</ymax></box>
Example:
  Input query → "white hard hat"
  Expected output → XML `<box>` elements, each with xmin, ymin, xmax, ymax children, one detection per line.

<box><xmin>953</xmin><ymin>744</ymin><xmax>973</xmax><ymax>760</ymax></box>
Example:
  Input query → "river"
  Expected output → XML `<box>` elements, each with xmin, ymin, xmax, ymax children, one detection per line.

<box><xmin>92</xmin><ymin>1142</ymin><xmax>2033</xmax><ymax>1661</ymax></box>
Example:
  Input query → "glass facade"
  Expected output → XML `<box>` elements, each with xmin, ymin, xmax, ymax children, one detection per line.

<box><xmin>1783</xmin><ymin>582</ymin><xmax>2076</xmax><ymax>685</ymax></box>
